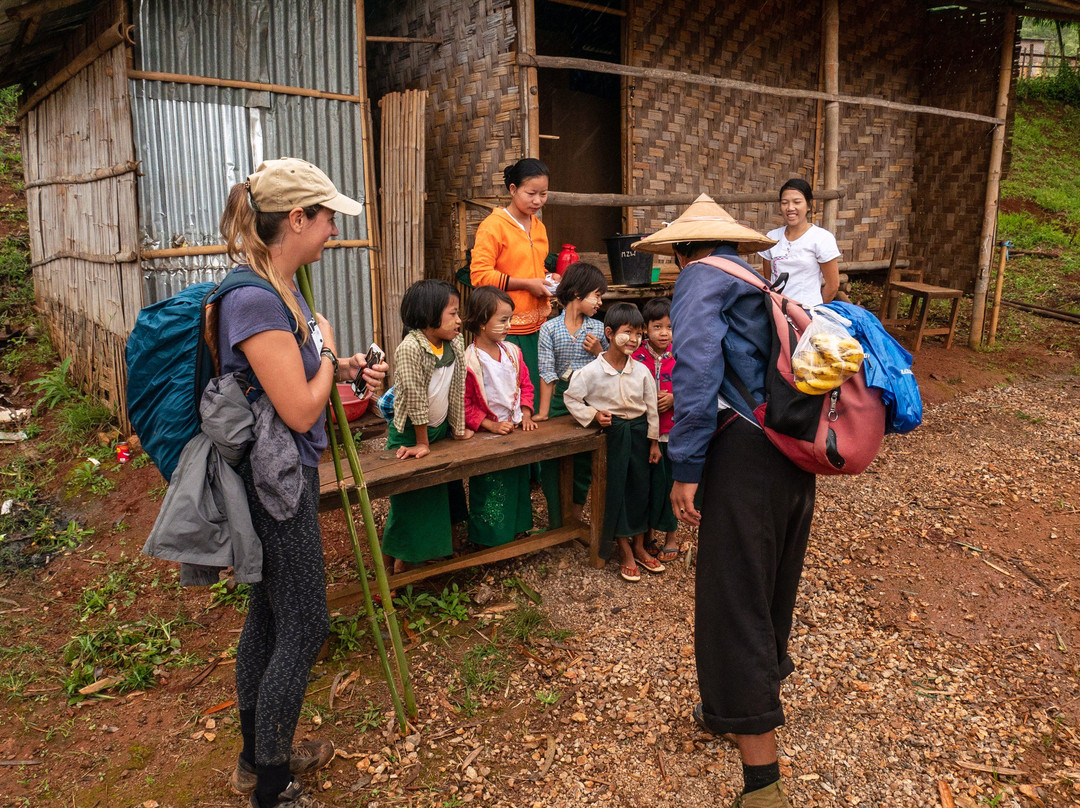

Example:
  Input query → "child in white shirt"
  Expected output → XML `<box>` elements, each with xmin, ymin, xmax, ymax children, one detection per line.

<box><xmin>564</xmin><ymin>303</ymin><xmax>662</xmax><ymax>582</ymax></box>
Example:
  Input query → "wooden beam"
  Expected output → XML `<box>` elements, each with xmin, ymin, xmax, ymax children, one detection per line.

<box><xmin>518</xmin><ymin>53</ymin><xmax>1006</xmax><ymax>125</ymax></box>
<box><xmin>543</xmin><ymin>188</ymin><xmax>845</xmax><ymax>208</ymax></box>
<box><xmin>515</xmin><ymin>0</ymin><xmax>540</xmax><ymax>158</ymax></box>
<box><xmin>127</xmin><ymin>69</ymin><xmax>361</xmax><ymax>103</ymax></box>
<box><xmin>822</xmin><ymin>0</ymin><xmax>839</xmax><ymax>233</ymax></box>
<box><xmin>23</xmin><ymin>159</ymin><xmax>139</xmax><ymax>189</ymax></box>
<box><xmin>547</xmin><ymin>0</ymin><xmax>627</xmax><ymax>16</ymax></box>
<box><xmin>17</xmin><ymin>22</ymin><xmax>125</xmax><ymax>119</ymax></box>
<box><xmin>6</xmin><ymin>0</ymin><xmax>82</xmax><ymax>22</ymax></box>
<box><xmin>970</xmin><ymin>11</ymin><xmax>1016</xmax><ymax>348</ymax></box>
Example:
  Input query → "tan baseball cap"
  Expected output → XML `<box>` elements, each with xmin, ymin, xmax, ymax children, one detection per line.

<box><xmin>247</xmin><ymin>158</ymin><xmax>363</xmax><ymax>216</ymax></box>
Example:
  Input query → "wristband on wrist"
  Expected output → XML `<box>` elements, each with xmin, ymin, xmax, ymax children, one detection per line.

<box><xmin>320</xmin><ymin>347</ymin><xmax>338</xmax><ymax>375</ymax></box>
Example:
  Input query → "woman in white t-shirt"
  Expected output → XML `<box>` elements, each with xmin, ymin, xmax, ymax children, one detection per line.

<box><xmin>758</xmin><ymin>178</ymin><xmax>842</xmax><ymax>307</ymax></box>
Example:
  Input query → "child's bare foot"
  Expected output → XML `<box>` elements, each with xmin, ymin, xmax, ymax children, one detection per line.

<box><xmin>571</xmin><ymin>503</ymin><xmax>585</xmax><ymax>524</ymax></box>
<box><xmin>632</xmin><ymin>534</ymin><xmax>665</xmax><ymax>574</ymax></box>
<box><xmin>392</xmin><ymin>558</ymin><xmax>412</xmax><ymax>575</ymax></box>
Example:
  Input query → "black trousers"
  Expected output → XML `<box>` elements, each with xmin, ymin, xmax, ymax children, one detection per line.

<box><xmin>695</xmin><ymin>416</ymin><xmax>815</xmax><ymax>736</ymax></box>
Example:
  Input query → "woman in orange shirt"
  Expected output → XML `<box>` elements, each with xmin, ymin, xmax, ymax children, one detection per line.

<box><xmin>470</xmin><ymin>158</ymin><xmax>553</xmax><ymax>386</ymax></box>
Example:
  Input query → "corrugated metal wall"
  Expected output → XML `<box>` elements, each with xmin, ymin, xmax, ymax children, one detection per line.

<box><xmin>131</xmin><ymin>0</ymin><xmax>373</xmax><ymax>356</ymax></box>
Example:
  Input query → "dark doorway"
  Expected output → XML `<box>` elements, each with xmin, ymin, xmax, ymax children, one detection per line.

<box><xmin>535</xmin><ymin>0</ymin><xmax>622</xmax><ymax>257</ymax></box>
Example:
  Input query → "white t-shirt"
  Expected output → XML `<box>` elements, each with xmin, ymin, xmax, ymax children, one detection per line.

<box><xmin>477</xmin><ymin>343</ymin><xmax>522</xmax><ymax>424</ymax></box>
<box><xmin>758</xmin><ymin>224</ymin><xmax>842</xmax><ymax>307</ymax></box>
<box><xmin>427</xmin><ymin>365</ymin><xmax>453</xmax><ymax>428</ymax></box>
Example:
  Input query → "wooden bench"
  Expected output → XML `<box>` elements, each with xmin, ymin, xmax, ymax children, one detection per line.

<box><xmin>318</xmin><ymin>415</ymin><xmax>607</xmax><ymax>607</ymax></box>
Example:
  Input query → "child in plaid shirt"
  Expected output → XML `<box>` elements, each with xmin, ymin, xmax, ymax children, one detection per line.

<box><xmin>381</xmin><ymin>279</ymin><xmax>473</xmax><ymax>571</ymax></box>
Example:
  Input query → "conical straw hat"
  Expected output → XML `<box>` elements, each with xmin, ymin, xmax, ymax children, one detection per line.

<box><xmin>632</xmin><ymin>193</ymin><xmax>776</xmax><ymax>255</ymax></box>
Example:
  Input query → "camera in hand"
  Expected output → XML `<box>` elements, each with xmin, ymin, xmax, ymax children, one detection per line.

<box><xmin>352</xmin><ymin>343</ymin><xmax>385</xmax><ymax>398</ymax></box>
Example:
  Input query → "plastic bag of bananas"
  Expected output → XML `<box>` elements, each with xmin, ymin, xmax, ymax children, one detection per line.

<box><xmin>791</xmin><ymin>307</ymin><xmax>865</xmax><ymax>395</ymax></box>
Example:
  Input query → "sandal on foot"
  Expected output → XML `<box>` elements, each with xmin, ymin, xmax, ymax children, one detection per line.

<box><xmin>643</xmin><ymin>536</ymin><xmax>663</xmax><ymax>557</ymax></box>
<box><xmin>656</xmin><ymin>546</ymin><xmax>681</xmax><ymax>563</ymax></box>
<box><xmin>619</xmin><ymin>564</ymin><xmax>641</xmax><ymax>582</ymax></box>
<box><xmin>637</xmin><ymin>555</ymin><xmax>665</xmax><ymax>574</ymax></box>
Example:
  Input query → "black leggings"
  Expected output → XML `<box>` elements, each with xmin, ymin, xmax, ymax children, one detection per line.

<box><xmin>235</xmin><ymin>463</ymin><xmax>330</xmax><ymax>766</ymax></box>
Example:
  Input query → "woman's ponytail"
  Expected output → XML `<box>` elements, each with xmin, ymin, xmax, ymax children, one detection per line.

<box><xmin>219</xmin><ymin>182</ymin><xmax>310</xmax><ymax>344</ymax></box>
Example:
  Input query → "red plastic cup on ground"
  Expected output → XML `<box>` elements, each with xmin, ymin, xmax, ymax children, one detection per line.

<box><xmin>116</xmin><ymin>442</ymin><xmax>130</xmax><ymax>463</ymax></box>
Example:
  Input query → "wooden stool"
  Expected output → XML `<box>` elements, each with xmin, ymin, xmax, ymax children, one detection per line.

<box><xmin>878</xmin><ymin>243</ymin><xmax>964</xmax><ymax>350</ymax></box>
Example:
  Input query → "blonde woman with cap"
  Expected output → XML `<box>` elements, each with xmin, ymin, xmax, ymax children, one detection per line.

<box><xmin>634</xmin><ymin>195</ymin><xmax>810</xmax><ymax>808</ymax></box>
<box><xmin>217</xmin><ymin>158</ymin><xmax>387</xmax><ymax>808</ymax></box>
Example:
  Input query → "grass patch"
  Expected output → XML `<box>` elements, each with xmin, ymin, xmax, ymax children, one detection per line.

<box><xmin>77</xmin><ymin>569</ymin><xmax>137</xmax><ymax>620</ymax></box>
<box><xmin>61</xmin><ymin>615</ymin><xmax>193</xmax><ymax>702</ymax></box>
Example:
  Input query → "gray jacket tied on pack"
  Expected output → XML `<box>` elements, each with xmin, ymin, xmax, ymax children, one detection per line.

<box><xmin>142</xmin><ymin>373</ymin><xmax>303</xmax><ymax>585</ymax></box>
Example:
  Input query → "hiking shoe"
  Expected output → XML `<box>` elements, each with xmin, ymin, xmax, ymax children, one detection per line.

<box><xmin>691</xmin><ymin>703</ymin><xmax>738</xmax><ymax>745</ymax></box>
<box><xmin>229</xmin><ymin>739</ymin><xmax>335</xmax><ymax>795</ymax></box>
<box><xmin>729</xmin><ymin>780</ymin><xmax>792</xmax><ymax>808</ymax></box>
<box><xmin>247</xmin><ymin>778</ymin><xmax>328</xmax><ymax>808</ymax></box>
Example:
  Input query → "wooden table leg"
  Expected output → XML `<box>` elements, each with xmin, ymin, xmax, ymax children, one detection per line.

<box><xmin>588</xmin><ymin>440</ymin><xmax>606</xmax><ymax>569</ymax></box>
<box><xmin>912</xmin><ymin>294</ymin><xmax>931</xmax><ymax>351</ymax></box>
<box><xmin>558</xmin><ymin>454</ymin><xmax>574</xmax><ymax>528</ymax></box>
<box><xmin>944</xmin><ymin>295</ymin><xmax>962</xmax><ymax>349</ymax></box>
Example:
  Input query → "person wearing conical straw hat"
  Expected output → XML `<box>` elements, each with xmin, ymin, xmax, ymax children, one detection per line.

<box><xmin>633</xmin><ymin>195</ymin><xmax>813</xmax><ymax>808</ymax></box>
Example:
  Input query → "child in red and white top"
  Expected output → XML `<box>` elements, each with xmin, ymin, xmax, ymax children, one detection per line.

<box><xmin>462</xmin><ymin>286</ymin><xmax>537</xmax><ymax>546</ymax></box>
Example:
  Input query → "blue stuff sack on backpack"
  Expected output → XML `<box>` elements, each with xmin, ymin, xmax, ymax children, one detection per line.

<box><xmin>824</xmin><ymin>301</ymin><xmax>922</xmax><ymax>434</ymax></box>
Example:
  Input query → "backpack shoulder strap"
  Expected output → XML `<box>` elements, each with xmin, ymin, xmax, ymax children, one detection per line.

<box><xmin>693</xmin><ymin>255</ymin><xmax>772</xmax><ymax>291</ymax></box>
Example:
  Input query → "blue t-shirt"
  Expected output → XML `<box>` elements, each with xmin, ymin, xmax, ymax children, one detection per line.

<box><xmin>217</xmin><ymin>276</ymin><xmax>327</xmax><ymax>467</ymax></box>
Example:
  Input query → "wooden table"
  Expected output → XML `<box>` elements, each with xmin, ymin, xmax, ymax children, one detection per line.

<box><xmin>319</xmin><ymin>415</ymin><xmax>607</xmax><ymax>606</ymax></box>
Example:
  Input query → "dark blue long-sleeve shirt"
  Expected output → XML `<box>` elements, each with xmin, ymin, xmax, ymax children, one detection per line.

<box><xmin>668</xmin><ymin>246</ymin><xmax>772</xmax><ymax>483</ymax></box>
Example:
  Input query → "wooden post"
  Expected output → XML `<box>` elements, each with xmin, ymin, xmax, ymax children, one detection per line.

<box><xmin>516</xmin><ymin>0</ymin><xmax>540</xmax><ymax>158</ymax></box>
<box><xmin>356</xmin><ymin>0</ymin><xmax>386</xmax><ymax>354</ymax></box>
<box><xmin>986</xmin><ymin>242</ymin><xmax>1009</xmax><ymax>347</ymax></box>
<box><xmin>822</xmin><ymin>0</ymin><xmax>839</xmax><ymax>234</ymax></box>
<box><xmin>970</xmin><ymin>11</ymin><xmax>1016</xmax><ymax>349</ymax></box>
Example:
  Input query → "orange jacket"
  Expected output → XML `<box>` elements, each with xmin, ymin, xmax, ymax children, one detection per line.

<box><xmin>470</xmin><ymin>209</ymin><xmax>551</xmax><ymax>334</ymax></box>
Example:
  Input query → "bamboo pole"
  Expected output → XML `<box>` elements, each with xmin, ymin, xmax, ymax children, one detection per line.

<box><xmin>296</xmin><ymin>265</ymin><xmax>416</xmax><ymax>723</ymax></box>
<box><xmin>17</xmin><ymin>22</ymin><xmax>125</xmax><ymax>119</ymax></box>
<box><xmin>326</xmin><ymin>410</ymin><xmax>407</xmax><ymax>732</ymax></box>
<box><xmin>970</xmin><ymin>11</ymin><xmax>1016</xmax><ymax>349</ymax></box>
<box><xmin>140</xmin><ymin>240</ymin><xmax>371</xmax><ymax>260</ymax></box>
<box><xmin>516</xmin><ymin>0</ymin><xmax>540</xmax><ymax>157</ymax></box>
<box><xmin>126</xmin><ymin>69</ymin><xmax>361</xmax><ymax>103</ymax></box>
<box><xmin>1000</xmin><ymin>299</ymin><xmax>1080</xmax><ymax>325</ymax></box>
<box><xmin>822</xmin><ymin>0</ymin><xmax>839</xmax><ymax>234</ymax></box>
<box><xmin>544</xmin><ymin>188</ymin><xmax>845</xmax><ymax>208</ymax></box>
<box><xmin>517</xmin><ymin>54</ymin><xmax>1005</xmax><ymax>125</ymax></box>
<box><xmin>986</xmin><ymin>241</ymin><xmax>1010</xmax><ymax>347</ymax></box>
<box><xmin>23</xmin><ymin>159</ymin><xmax>139</xmax><ymax>189</ymax></box>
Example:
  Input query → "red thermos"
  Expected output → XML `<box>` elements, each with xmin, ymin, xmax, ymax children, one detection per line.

<box><xmin>556</xmin><ymin>244</ymin><xmax>579</xmax><ymax>275</ymax></box>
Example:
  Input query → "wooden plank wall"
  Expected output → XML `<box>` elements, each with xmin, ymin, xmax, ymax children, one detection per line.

<box><xmin>366</xmin><ymin>0</ymin><xmax>522</xmax><ymax>280</ymax></box>
<box><xmin>23</xmin><ymin>44</ymin><xmax>140</xmax><ymax>424</ymax></box>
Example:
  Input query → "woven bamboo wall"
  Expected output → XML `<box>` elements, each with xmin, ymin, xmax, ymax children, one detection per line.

<box><xmin>22</xmin><ymin>42</ymin><xmax>140</xmax><ymax>423</ymax></box>
<box><xmin>626</xmin><ymin>0</ymin><xmax>922</xmax><ymax>268</ymax></box>
<box><xmin>367</xmin><ymin>0</ymin><xmax>522</xmax><ymax>280</ymax></box>
<box><xmin>911</xmin><ymin>8</ymin><xmax>1015</xmax><ymax>291</ymax></box>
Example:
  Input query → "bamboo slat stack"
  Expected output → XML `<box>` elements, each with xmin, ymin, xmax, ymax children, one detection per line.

<box><xmin>379</xmin><ymin>89</ymin><xmax>428</xmax><ymax>374</ymax></box>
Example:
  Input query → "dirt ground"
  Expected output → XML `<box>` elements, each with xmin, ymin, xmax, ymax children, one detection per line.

<box><xmin>2</xmin><ymin>329</ymin><xmax>1080</xmax><ymax>808</ymax></box>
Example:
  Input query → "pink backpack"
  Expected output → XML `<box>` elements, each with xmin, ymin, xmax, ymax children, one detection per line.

<box><xmin>697</xmin><ymin>256</ymin><xmax>886</xmax><ymax>475</ymax></box>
